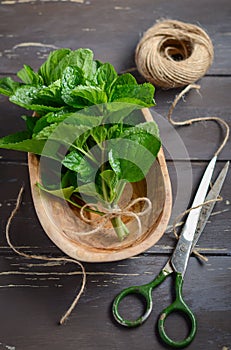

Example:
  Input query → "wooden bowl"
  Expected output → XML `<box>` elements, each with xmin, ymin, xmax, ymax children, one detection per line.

<box><xmin>28</xmin><ymin>109</ymin><xmax>172</xmax><ymax>262</ymax></box>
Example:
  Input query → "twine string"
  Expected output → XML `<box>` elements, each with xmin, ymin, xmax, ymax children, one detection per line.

<box><xmin>166</xmin><ymin>84</ymin><xmax>229</xmax><ymax>261</ymax></box>
<box><xmin>5</xmin><ymin>185</ymin><xmax>86</xmax><ymax>325</ymax></box>
<box><xmin>5</xmin><ymin>189</ymin><xmax>152</xmax><ymax>323</ymax></box>
<box><xmin>74</xmin><ymin>197</ymin><xmax>152</xmax><ymax>237</ymax></box>
<box><xmin>135</xmin><ymin>19</ymin><xmax>214</xmax><ymax>88</ymax></box>
<box><xmin>167</xmin><ymin>84</ymin><xmax>230</xmax><ymax>156</ymax></box>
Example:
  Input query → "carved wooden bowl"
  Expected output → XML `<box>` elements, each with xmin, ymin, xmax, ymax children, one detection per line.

<box><xmin>28</xmin><ymin>109</ymin><xmax>172</xmax><ymax>262</ymax></box>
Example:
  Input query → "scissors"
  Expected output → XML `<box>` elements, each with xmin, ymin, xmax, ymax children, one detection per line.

<box><xmin>112</xmin><ymin>157</ymin><xmax>229</xmax><ymax>348</ymax></box>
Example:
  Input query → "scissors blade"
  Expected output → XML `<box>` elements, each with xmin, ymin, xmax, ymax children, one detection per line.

<box><xmin>191</xmin><ymin>161</ymin><xmax>229</xmax><ymax>250</ymax></box>
<box><xmin>171</xmin><ymin>155</ymin><xmax>217</xmax><ymax>275</ymax></box>
<box><xmin>162</xmin><ymin>161</ymin><xmax>229</xmax><ymax>276</ymax></box>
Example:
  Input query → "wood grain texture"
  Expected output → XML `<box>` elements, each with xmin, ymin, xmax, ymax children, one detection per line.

<box><xmin>0</xmin><ymin>0</ymin><xmax>230</xmax><ymax>349</ymax></box>
<box><xmin>0</xmin><ymin>255</ymin><xmax>230</xmax><ymax>350</ymax></box>
<box><xmin>0</xmin><ymin>0</ymin><xmax>230</xmax><ymax>75</ymax></box>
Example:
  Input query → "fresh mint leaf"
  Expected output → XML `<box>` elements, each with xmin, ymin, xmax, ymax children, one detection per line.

<box><xmin>17</xmin><ymin>64</ymin><xmax>44</xmax><ymax>85</ymax></box>
<box><xmin>67</xmin><ymin>48</ymin><xmax>95</xmax><ymax>80</ymax></box>
<box><xmin>0</xmin><ymin>77</ymin><xmax>22</xmax><ymax>96</ymax></box>
<box><xmin>46</xmin><ymin>110</ymin><xmax>74</xmax><ymax>123</ymax></box>
<box><xmin>38</xmin><ymin>48</ymin><xmax>71</xmax><ymax>85</ymax></box>
<box><xmin>37</xmin><ymin>182</ymin><xmax>75</xmax><ymax>200</ymax></box>
<box><xmin>61</xmin><ymin>169</ymin><xmax>78</xmax><ymax>188</ymax></box>
<box><xmin>90</xmin><ymin>125</ymin><xmax>107</xmax><ymax>145</ymax></box>
<box><xmin>61</xmin><ymin>66</ymin><xmax>85</xmax><ymax>106</ymax></box>
<box><xmin>62</xmin><ymin>150</ymin><xmax>94</xmax><ymax>182</ymax></box>
<box><xmin>21</xmin><ymin>115</ymin><xmax>38</xmax><ymax>135</ymax></box>
<box><xmin>9</xmin><ymin>85</ymin><xmax>63</xmax><ymax>112</ymax></box>
<box><xmin>0</xmin><ymin>47</ymin><xmax>160</xmax><ymax>241</ymax></box>
<box><xmin>111</xmin><ymin>73</ymin><xmax>137</xmax><ymax>87</ymax></box>
<box><xmin>122</xmin><ymin>124</ymin><xmax>161</xmax><ymax>158</ymax></box>
<box><xmin>74</xmin><ymin>182</ymin><xmax>100</xmax><ymax>200</ymax></box>
<box><xmin>100</xmin><ymin>169</ymin><xmax>118</xmax><ymax>202</ymax></box>
<box><xmin>135</xmin><ymin>121</ymin><xmax>160</xmax><ymax>138</ymax></box>
<box><xmin>33</xmin><ymin>123</ymin><xmax>59</xmax><ymax>140</ymax></box>
<box><xmin>32</xmin><ymin>114</ymin><xmax>55</xmax><ymax>135</ymax></box>
<box><xmin>36</xmin><ymin>80</ymin><xmax>63</xmax><ymax>106</ymax></box>
<box><xmin>96</xmin><ymin>63</ymin><xmax>117</xmax><ymax>95</ymax></box>
<box><xmin>103</xmin><ymin>102</ymin><xmax>143</xmax><ymax>124</ymax></box>
<box><xmin>68</xmin><ymin>85</ymin><xmax>107</xmax><ymax>108</ymax></box>
<box><xmin>61</xmin><ymin>66</ymin><xmax>85</xmax><ymax>90</ymax></box>
<box><xmin>109</xmin><ymin>83</ymin><xmax>155</xmax><ymax>107</ymax></box>
<box><xmin>0</xmin><ymin>130</ymin><xmax>46</xmax><ymax>154</ymax></box>
<box><xmin>108</xmin><ymin>149</ymin><xmax>122</xmax><ymax>177</ymax></box>
<box><xmin>107</xmin><ymin>126</ymin><xmax>161</xmax><ymax>182</ymax></box>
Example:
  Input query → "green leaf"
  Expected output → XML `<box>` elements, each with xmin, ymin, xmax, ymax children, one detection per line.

<box><xmin>36</xmin><ymin>80</ymin><xmax>63</xmax><ymax>106</ymax></box>
<box><xmin>135</xmin><ymin>121</ymin><xmax>160</xmax><ymax>138</ymax></box>
<box><xmin>0</xmin><ymin>77</ymin><xmax>22</xmax><ymax>96</ymax></box>
<box><xmin>9</xmin><ymin>85</ymin><xmax>63</xmax><ymax>112</ymax></box>
<box><xmin>122</xmin><ymin>124</ymin><xmax>161</xmax><ymax>157</ymax></box>
<box><xmin>46</xmin><ymin>110</ymin><xmax>103</xmax><ymax>128</ymax></box>
<box><xmin>33</xmin><ymin>123</ymin><xmax>59</xmax><ymax>140</ymax></box>
<box><xmin>61</xmin><ymin>65</ymin><xmax>85</xmax><ymax>89</ymax></box>
<box><xmin>37</xmin><ymin>182</ymin><xmax>75</xmax><ymax>200</ymax></box>
<box><xmin>61</xmin><ymin>65</ymin><xmax>85</xmax><ymax>106</ymax></box>
<box><xmin>38</xmin><ymin>48</ymin><xmax>71</xmax><ymax>85</ymax></box>
<box><xmin>74</xmin><ymin>129</ymin><xmax>91</xmax><ymax>151</ymax></box>
<box><xmin>96</xmin><ymin>62</ymin><xmax>117</xmax><ymax>94</ymax></box>
<box><xmin>21</xmin><ymin>115</ymin><xmax>38</xmax><ymax>135</ymax></box>
<box><xmin>112</xmin><ymin>73</ymin><xmax>137</xmax><ymax>87</ymax></box>
<box><xmin>61</xmin><ymin>170</ymin><xmax>78</xmax><ymax>188</ymax></box>
<box><xmin>0</xmin><ymin>130</ymin><xmax>46</xmax><ymax>154</ymax></box>
<box><xmin>32</xmin><ymin>114</ymin><xmax>53</xmax><ymax>135</ymax></box>
<box><xmin>0</xmin><ymin>128</ymin><xmax>69</xmax><ymax>160</ymax></box>
<box><xmin>62</xmin><ymin>150</ymin><xmax>94</xmax><ymax>182</ymax></box>
<box><xmin>90</xmin><ymin>125</ymin><xmax>107</xmax><ymax>145</ymax></box>
<box><xmin>46</xmin><ymin>110</ymin><xmax>74</xmax><ymax>123</ymax></box>
<box><xmin>34</xmin><ymin>123</ymin><xmax>90</xmax><ymax>155</ymax></box>
<box><xmin>100</xmin><ymin>169</ymin><xmax>118</xmax><ymax>202</ymax></box>
<box><xmin>17</xmin><ymin>64</ymin><xmax>44</xmax><ymax>85</ymax></box>
<box><xmin>74</xmin><ymin>182</ymin><xmax>99</xmax><ymax>198</ymax></box>
<box><xmin>68</xmin><ymin>85</ymin><xmax>107</xmax><ymax>108</ymax></box>
<box><xmin>67</xmin><ymin>48</ymin><xmax>95</xmax><ymax>80</ymax></box>
<box><xmin>109</xmin><ymin>83</ymin><xmax>155</xmax><ymax>107</ymax></box>
<box><xmin>108</xmin><ymin>149</ymin><xmax>121</xmax><ymax>177</ymax></box>
<box><xmin>103</xmin><ymin>102</ymin><xmax>144</xmax><ymax>124</ymax></box>
<box><xmin>106</xmin><ymin>125</ymin><xmax>161</xmax><ymax>182</ymax></box>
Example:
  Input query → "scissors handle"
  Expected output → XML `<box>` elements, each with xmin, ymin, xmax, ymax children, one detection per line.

<box><xmin>158</xmin><ymin>273</ymin><xmax>197</xmax><ymax>348</ymax></box>
<box><xmin>112</xmin><ymin>269</ymin><xmax>167</xmax><ymax>327</ymax></box>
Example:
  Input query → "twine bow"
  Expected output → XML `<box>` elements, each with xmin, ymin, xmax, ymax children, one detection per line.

<box><xmin>77</xmin><ymin>197</ymin><xmax>153</xmax><ymax>237</ymax></box>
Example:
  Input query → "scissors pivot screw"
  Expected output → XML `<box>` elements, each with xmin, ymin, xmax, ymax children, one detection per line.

<box><xmin>179</xmin><ymin>243</ymin><xmax>187</xmax><ymax>252</ymax></box>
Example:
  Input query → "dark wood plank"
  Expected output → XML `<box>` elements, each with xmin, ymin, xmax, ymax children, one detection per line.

<box><xmin>0</xmin><ymin>0</ymin><xmax>230</xmax><ymax>75</ymax></box>
<box><xmin>152</xmin><ymin>76</ymin><xmax>231</xmax><ymax>161</ymax></box>
<box><xmin>0</xmin><ymin>254</ymin><xmax>230</xmax><ymax>350</ymax></box>
<box><xmin>0</xmin><ymin>161</ymin><xmax>230</xmax><ymax>255</ymax></box>
<box><xmin>0</xmin><ymin>1</ymin><xmax>230</xmax><ymax>349</ymax></box>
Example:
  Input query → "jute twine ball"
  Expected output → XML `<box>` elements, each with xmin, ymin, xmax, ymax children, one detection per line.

<box><xmin>135</xmin><ymin>20</ymin><xmax>214</xmax><ymax>88</ymax></box>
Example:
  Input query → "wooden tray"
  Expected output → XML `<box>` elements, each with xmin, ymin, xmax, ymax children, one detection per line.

<box><xmin>28</xmin><ymin>109</ymin><xmax>172</xmax><ymax>262</ymax></box>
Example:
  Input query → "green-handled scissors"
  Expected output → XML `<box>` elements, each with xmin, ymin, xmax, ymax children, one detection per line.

<box><xmin>112</xmin><ymin>157</ymin><xmax>229</xmax><ymax>348</ymax></box>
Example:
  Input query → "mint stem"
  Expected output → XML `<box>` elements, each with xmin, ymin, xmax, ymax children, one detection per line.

<box><xmin>111</xmin><ymin>216</ymin><xmax>129</xmax><ymax>241</ymax></box>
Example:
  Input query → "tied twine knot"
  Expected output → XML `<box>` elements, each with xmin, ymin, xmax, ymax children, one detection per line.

<box><xmin>78</xmin><ymin>197</ymin><xmax>152</xmax><ymax>237</ymax></box>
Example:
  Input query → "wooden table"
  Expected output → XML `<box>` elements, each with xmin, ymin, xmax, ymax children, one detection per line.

<box><xmin>0</xmin><ymin>1</ymin><xmax>230</xmax><ymax>349</ymax></box>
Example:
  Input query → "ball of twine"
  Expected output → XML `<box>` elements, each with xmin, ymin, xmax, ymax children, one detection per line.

<box><xmin>135</xmin><ymin>19</ymin><xmax>214</xmax><ymax>88</ymax></box>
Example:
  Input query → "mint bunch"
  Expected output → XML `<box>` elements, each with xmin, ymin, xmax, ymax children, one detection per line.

<box><xmin>0</xmin><ymin>48</ymin><xmax>161</xmax><ymax>240</ymax></box>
